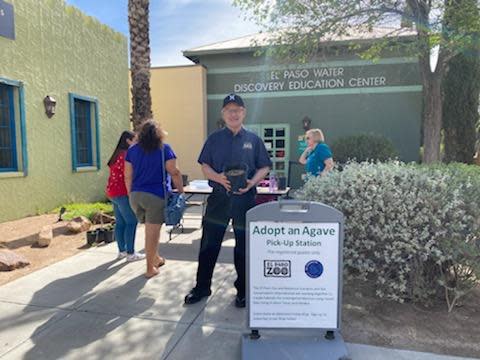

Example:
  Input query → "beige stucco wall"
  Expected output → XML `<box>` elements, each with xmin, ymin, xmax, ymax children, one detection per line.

<box><xmin>149</xmin><ymin>65</ymin><xmax>207</xmax><ymax>181</ymax></box>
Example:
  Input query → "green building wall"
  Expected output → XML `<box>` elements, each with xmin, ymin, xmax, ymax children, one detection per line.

<box><xmin>0</xmin><ymin>0</ymin><xmax>129</xmax><ymax>222</ymax></box>
<box><xmin>190</xmin><ymin>49</ymin><xmax>423</xmax><ymax>188</ymax></box>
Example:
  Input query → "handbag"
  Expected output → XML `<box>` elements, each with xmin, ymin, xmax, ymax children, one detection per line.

<box><xmin>161</xmin><ymin>146</ymin><xmax>186</xmax><ymax>226</ymax></box>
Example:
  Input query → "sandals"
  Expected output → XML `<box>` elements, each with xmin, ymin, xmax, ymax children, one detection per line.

<box><xmin>155</xmin><ymin>256</ymin><xmax>166</xmax><ymax>268</ymax></box>
<box><xmin>144</xmin><ymin>256</ymin><xmax>166</xmax><ymax>279</ymax></box>
<box><xmin>144</xmin><ymin>268</ymin><xmax>159</xmax><ymax>279</ymax></box>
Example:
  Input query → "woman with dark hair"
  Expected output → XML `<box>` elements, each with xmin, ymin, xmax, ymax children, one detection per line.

<box><xmin>106</xmin><ymin>131</ymin><xmax>144</xmax><ymax>262</ymax></box>
<box><xmin>125</xmin><ymin>120</ymin><xmax>185</xmax><ymax>278</ymax></box>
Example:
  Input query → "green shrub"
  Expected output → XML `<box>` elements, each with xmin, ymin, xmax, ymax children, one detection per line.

<box><xmin>52</xmin><ymin>202</ymin><xmax>113</xmax><ymax>221</ymax></box>
<box><xmin>419</xmin><ymin>163</ymin><xmax>480</xmax><ymax>217</ymax></box>
<box><xmin>416</xmin><ymin>163</ymin><xmax>480</xmax><ymax>310</ymax></box>
<box><xmin>331</xmin><ymin>134</ymin><xmax>398</xmax><ymax>163</ymax></box>
<box><xmin>295</xmin><ymin>161</ymin><xmax>480</xmax><ymax>311</ymax></box>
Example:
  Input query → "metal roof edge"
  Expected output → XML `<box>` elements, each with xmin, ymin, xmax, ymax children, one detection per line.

<box><xmin>182</xmin><ymin>34</ymin><xmax>417</xmax><ymax>59</ymax></box>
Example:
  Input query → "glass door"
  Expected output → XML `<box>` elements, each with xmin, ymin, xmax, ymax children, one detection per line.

<box><xmin>246</xmin><ymin>124</ymin><xmax>290</xmax><ymax>178</ymax></box>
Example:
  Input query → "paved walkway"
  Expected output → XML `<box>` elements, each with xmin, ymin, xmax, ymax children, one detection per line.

<box><xmin>0</xmin><ymin>206</ymin><xmax>477</xmax><ymax>360</ymax></box>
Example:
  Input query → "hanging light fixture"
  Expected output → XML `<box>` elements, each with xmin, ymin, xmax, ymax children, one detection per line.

<box><xmin>43</xmin><ymin>95</ymin><xmax>57</xmax><ymax>118</ymax></box>
<box><xmin>302</xmin><ymin>116</ymin><xmax>312</xmax><ymax>131</ymax></box>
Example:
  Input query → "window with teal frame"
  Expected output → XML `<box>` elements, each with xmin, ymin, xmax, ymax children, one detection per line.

<box><xmin>69</xmin><ymin>93</ymin><xmax>100</xmax><ymax>171</ymax></box>
<box><xmin>0</xmin><ymin>78</ymin><xmax>28</xmax><ymax>175</ymax></box>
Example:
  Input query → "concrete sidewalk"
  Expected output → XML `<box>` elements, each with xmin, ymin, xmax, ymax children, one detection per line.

<box><xmin>0</xmin><ymin>207</ymin><xmax>477</xmax><ymax>360</ymax></box>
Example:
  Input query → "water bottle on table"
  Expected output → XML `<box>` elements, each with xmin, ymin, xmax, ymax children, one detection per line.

<box><xmin>269</xmin><ymin>172</ymin><xmax>277</xmax><ymax>192</ymax></box>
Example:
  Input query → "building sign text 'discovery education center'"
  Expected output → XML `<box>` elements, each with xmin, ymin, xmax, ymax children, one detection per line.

<box><xmin>235</xmin><ymin>67</ymin><xmax>386</xmax><ymax>93</ymax></box>
<box><xmin>206</xmin><ymin>59</ymin><xmax>422</xmax><ymax>98</ymax></box>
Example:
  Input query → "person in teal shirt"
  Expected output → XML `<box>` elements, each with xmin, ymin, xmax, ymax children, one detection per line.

<box><xmin>299</xmin><ymin>128</ymin><xmax>334</xmax><ymax>176</ymax></box>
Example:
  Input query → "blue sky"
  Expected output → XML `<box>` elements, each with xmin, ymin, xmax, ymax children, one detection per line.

<box><xmin>64</xmin><ymin>0</ymin><xmax>260</xmax><ymax>67</ymax></box>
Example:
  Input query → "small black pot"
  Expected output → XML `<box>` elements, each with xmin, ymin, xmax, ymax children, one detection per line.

<box><xmin>86</xmin><ymin>230</ymin><xmax>99</xmax><ymax>246</ymax></box>
<box><xmin>104</xmin><ymin>229</ymin><xmax>115</xmax><ymax>243</ymax></box>
<box><xmin>86</xmin><ymin>229</ymin><xmax>105</xmax><ymax>246</ymax></box>
<box><xmin>96</xmin><ymin>229</ymin><xmax>106</xmax><ymax>244</ymax></box>
<box><xmin>225</xmin><ymin>164</ymin><xmax>248</xmax><ymax>193</ymax></box>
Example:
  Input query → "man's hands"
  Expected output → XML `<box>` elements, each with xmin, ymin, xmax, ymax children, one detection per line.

<box><xmin>218</xmin><ymin>174</ymin><xmax>253</xmax><ymax>195</ymax></box>
<box><xmin>202</xmin><ymin>164</ymin><xmax>232</xmax><ymax>192</ymax></box>
<box><xmin>237</xmin><ymin>179</ymin><xmax>255</xmax><ymax>194</ymax></box>
<box><xmin>216</xmin><ymin>173</ymin><xmax>231</xmax><ymax>192</ymax></box>
<box><xmin>201</xmin><ymin>164</ymin><xmax>269</xmax><ymax>195</ymax></box>
<box><xmin>237</xmin><ymin>167</ymin><xmax>269</xmax><ymax>194</ymax></box>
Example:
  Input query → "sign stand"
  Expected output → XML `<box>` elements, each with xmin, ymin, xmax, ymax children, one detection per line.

<box><xmin>242</xmin><ymin>200</ymin><xmax>350</xmax><ymax>360</ymax></box>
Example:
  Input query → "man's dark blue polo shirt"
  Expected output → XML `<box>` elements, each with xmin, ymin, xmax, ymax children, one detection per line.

<box><xmin>198</xmin><ymin>127</ymin><xmax>272</xmax><ymax>192</ymax></box>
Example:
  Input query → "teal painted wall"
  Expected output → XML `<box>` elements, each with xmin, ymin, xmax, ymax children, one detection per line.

<box><xmin>0</xmin><ymin>0</ymin><xmax>129</xmax><ymax>222</ymax></box>
<box><xmin>196</xmin><ymin>51</ymin><xmax>422</xmax><ymax>188</ymax></box>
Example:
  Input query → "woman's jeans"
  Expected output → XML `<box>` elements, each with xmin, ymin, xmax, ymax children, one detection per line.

<box><xmin>110</xmin><ymin>196</ymin><xmax>138</xmax><ymax>254</ymax></box>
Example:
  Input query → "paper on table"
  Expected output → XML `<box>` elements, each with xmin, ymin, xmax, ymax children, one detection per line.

<box><xmin>189</xmin><ymin>180</ymin><xmax>212</xmax><ymax>190</ymax></box>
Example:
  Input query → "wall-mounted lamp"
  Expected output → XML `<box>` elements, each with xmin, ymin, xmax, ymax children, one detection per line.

<box><xmin>302</xmin><ymin>116</ymin><xmax>312</xmax><ymax>131</ymax></box>
<box><xmin>43</xmin><ymin>95</ymin><xmax>57</xmax><ymax>118</ymax></box>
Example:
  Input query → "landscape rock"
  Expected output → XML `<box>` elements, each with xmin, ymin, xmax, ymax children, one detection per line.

<box><xmin>37</xmin><ymin>225</ymin><xmax>53</xmax><ymax>247</ymax></box>
<box><xmin>0</xmin><ymin>249</ymin><xmax>30</xmax><ymax>271</ymax></box>
<box><xmin>91</xmin><ymin>212</ymin><xmax>115</xmax><ymax>225</ymax></box>
<box><xmin>66</xmin><ymin>216</ymin><xmax>91</xmax><ymax>233</ymax></box>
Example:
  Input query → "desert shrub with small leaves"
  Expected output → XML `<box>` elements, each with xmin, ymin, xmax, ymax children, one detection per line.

<box><xmin>295</xmin><ymin>161</ymin><xmax>480</xmax><ymax>311</ymax></box>
<box><xmin>331</xmin><ymin>133</ymin><xmax>398</xmax><ymax>163</ymax></box>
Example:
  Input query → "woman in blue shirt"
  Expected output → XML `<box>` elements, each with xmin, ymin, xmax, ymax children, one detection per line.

<box><xmin>125</xmin><ymin>120</ymin><xmax>185</xmax><ymax>278</ymax></box>
<box><xmin>299</xmin><ymin>128</ymin><xmax>334</xmax><ymax>176</ymax></box>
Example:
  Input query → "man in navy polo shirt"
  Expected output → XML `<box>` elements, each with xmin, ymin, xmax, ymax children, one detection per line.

<box><xmin>184</xmin><ymin>93</ymin><xmax>272</xmax><ymax>308</ymax></box>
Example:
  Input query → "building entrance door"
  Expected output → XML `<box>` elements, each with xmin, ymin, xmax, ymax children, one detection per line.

<box><xmin>247</xmin><ymin>124</ymin><xmax>290</xmax><ymax>179</ymax></box>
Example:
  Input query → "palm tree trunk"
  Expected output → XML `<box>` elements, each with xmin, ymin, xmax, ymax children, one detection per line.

<box><xmin>128</xmin><ymin>0</ymin><xmax>152</xmax><ymax>131</ymax></box>
<box><xmin>421</xmin><ymin>71</ymin><xmax>442</xmax><ymax>163</ymax></box>
<box><xmin>410</xmin><ymin>0</ymin><xmax>443</xmax><ymax>163</ymax></box>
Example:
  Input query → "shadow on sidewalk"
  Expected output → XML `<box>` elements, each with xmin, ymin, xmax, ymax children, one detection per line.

<box><xmin>159</xmin><ymin>237</ymin><xmax>235</xmax><ymax>264</ymax></box>
<box><xmin>0</xmin><ymin>223</ymin><xmax>244</xmax><ymax>358</ymax></box>
<box><xmin>30</xmin><ymin>259</ymin><xmax>129</xmax><ymax>310</ymax></box>
<box><xmin>0</xmin><ymin>259</ymin><xmax>127</xmax><ymax>334</ymax></box>
<box><xmin>159</xmin><ymin>293</ymin><xmax>244</xmax><ymax>360</ymax></box>
<box><xmin>21</xmin><ymin>274</ymin><xmax>154</xmax><ymax>359</ymax></box>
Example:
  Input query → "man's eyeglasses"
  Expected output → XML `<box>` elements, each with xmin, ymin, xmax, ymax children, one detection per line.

<box><xmin>223</xmin><ymin>108</ymin><xmax>244</xmax><ymax>115</ymax></box>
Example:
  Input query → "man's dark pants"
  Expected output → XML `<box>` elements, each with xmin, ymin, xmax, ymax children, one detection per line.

<box><xmin>194</xmin><ymin>190</ymin><xmax>256</xmax><ymax>297</ymax></box>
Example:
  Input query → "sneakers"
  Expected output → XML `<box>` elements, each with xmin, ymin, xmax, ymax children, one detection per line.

<box><xmin>117</xmin><ymin>251</ymin><xmax>127</xmax><ymax>260</ymax></box>
<box><xmin>184</xmin><ymin>288</ymin><xmax>212</xmax><ymax>304</ymax></box>
<box><xmin>126</xmin><ymin>253</ymin><xmax>146</xmax><ymax>262</ymax></box>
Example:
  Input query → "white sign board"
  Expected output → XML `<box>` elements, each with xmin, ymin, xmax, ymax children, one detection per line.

<box><xmin>249</xmin><ymin>221</ymin><xmax>340</xmax><ymax>329</ymax></box>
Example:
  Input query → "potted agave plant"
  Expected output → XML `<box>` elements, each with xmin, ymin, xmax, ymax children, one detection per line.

<box><xmin>85</xmin><ymin>212</ymin><xmax>115</xmax><ymax>246</ymax></box>
<box><xmin>224</xmin><ymin>163</ymin><xmax>248</xmax><ymax>193</ymax></box>
<box><xmin>103</xmin><ymin>224</ymin><xmax>115</xmax><ymax>243</ymax></box>
<box><xmin>86</xmin><ymin>228</ymin><xmax>104</xmax><ymax>246</ymax></box>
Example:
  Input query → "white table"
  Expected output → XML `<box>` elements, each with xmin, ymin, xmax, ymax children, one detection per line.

<box><xmin>181</xmin><ymin>185</ymin><xmax>290</xmax><ymax>196</ymax></box>
<box><xmin>167</xmin><ymin>185</ymin><xmax>291</xmax><ymax>240</ymax></box>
